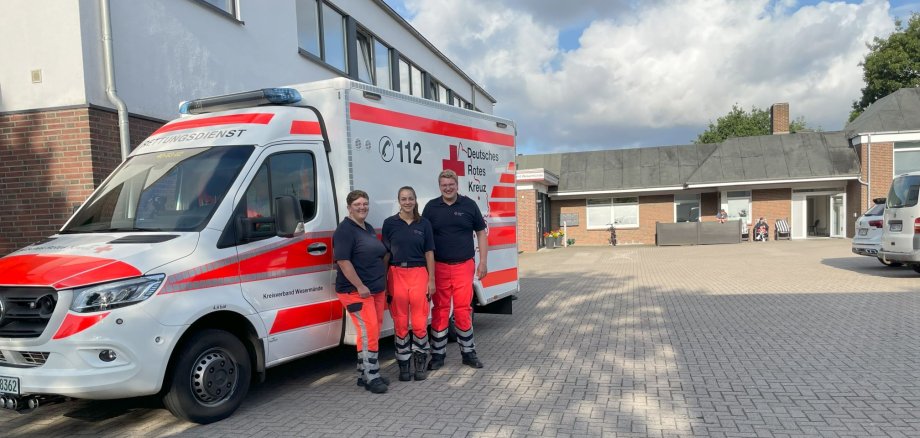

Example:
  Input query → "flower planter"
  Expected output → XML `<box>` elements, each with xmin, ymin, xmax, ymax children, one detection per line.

<box><xmin>544</xmin><ymin>236</ymin><xmax>559</xmax><ymax>248</ymax></box>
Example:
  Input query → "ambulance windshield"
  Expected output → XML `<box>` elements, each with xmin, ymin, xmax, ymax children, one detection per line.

<box><xmin>62</xmin><ymin>146</ymin><xmax>254</xmax><ymax>233</ymax></box>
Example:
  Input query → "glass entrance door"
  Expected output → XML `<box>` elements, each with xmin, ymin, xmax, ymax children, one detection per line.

<box><xmin>830</xmin><ymin>194</ymin><xmax>845</xmax><ymax>237</ymax></box>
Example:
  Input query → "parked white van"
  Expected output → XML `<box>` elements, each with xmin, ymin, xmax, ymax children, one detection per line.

<box><xmin>0</xmin><ymin>78</ymin><xmax>518</xmax><ymax>423</ymax></box>
<box><xmin>879</xmin><ymin>171</ymin><xmax>920</xmax><ymax>272</ymax></box>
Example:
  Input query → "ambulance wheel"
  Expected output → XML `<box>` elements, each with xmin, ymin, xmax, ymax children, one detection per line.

<box><xmin>877</xmin><ymin>257</ymin><xmax>902</xmax><ymax>267</ymax></box>
<box><xmin>163</xmin><ymin>329</ymin><xmax>251</xmax><ymax>424</ymax></box>
<box><xmin>912</xmin><ymin>264</ymin><xmax>920</xmax><ymax>274</ymax></box>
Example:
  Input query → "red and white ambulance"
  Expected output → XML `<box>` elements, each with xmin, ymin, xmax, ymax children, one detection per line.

<box><xmin>0</xmin><ymin>78</ymin><xmax>517</xmax><ymax>423</ymax></box>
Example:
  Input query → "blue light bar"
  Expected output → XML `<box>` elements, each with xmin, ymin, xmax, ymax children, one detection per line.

<box><xmin>179</xmin><ymin>88</ymin><xmax>302</xmax><ymax>115</ymax></box>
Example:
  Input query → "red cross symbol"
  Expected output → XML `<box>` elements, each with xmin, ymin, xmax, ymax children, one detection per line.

<box><xmin>94</xmin><ymin>245</ymin><xmax>113</xmax><ymax>254</ymax></box>
<box><xmin>441</xmin><ymin>144</ymin><xmax>466</xmax><ymax>176</ymax></box>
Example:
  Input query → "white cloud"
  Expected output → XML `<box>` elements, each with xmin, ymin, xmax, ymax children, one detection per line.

<box><xmin>403</xmin><ymin>0</ymin><xmax>896</xmax><ymax>153</ymax></box>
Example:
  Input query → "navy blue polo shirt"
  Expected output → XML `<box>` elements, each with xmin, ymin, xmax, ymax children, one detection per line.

<box><xmin>382</xmin><ymin>215</ymin><xmax>435</xmax><ymax>265</ymax></box>
<box><xmin>333</xmin><ymin>217</ymin><xmax>386</xmax><ymax>293</ymax></box>
<box><xmin>422</xmin><ymin>195</ymin><xmax>486</xmax><ymax>263</ymax></box>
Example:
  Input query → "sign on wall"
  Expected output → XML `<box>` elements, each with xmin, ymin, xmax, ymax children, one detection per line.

<box><xmin>560</xmin><ymin>213</ymin><xmax>579</xmax><ymax>226</ymax></box>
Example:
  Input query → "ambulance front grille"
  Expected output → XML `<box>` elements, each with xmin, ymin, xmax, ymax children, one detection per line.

<box><xmin>0</xmin><ymin>287</ymin><xmax>59</xmax><ymax>338</ymax></box>
<box><xmin>0</xmin><ymin>350</ymin><xmax>50</xmax><ymax>368</ymax></box>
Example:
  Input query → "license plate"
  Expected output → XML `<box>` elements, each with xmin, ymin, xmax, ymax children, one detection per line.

<box><xmin>0</xmin><ymin>375</ymin><xmax>20</xmax><ymax>395</ymax></box>
<box><xmin>891</xmin><ymin>223</ymin><xmax>903</xmax><ymax>232</ymax></box>
<box><xmin>859</xmin><ymin>228</ymin><xmax>868</xmax><ymax>236</ymax></box>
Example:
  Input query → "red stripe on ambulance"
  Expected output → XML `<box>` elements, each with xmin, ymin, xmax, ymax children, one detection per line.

<box><xmin>53</xmin><ymin>312</ymin><xmax>111</xmax><ymax>339</ymax></box>
<box><xmin>488</xmin><ymin>202</ymin><xmax>515</xmax><ymax>218</ymax></box>
<box><xmin>490</xmin><ymin>186</ymin><xmax>515</xmax><ymax>198</ymax></box>
<box><xmin>269</xmin><ymin>300</ymin><xmax>343</xmax><ymax>334</ymax></box>
<box><xmin>488</xmin><ymin>226</ymin><xmax>516</xmax><ymax>246</ymax></box>
<box><xmin>481</xmin><ymin>268</ymin><xmax>517</xmax><ymax>288</ymax></box>
<box><xmin>152</xmin><ymin>113</ymin><xmax>275</xmax><ymax>135</ymax></box>
<box><xmin>290</xmin><ymin>120</ymin><xmax>322</xmax><ymax>135</ymax></box>
<box><xmin>0</xmin><ymin>254</ymin><xmax>142</xmax><ymax>289</ymax></box>
<box><xmin>350</xmin><ymin>103</ymin><xmax>514</xmax><ymax>147</ymax></box>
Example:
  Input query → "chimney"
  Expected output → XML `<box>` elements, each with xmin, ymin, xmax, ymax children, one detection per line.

<box><xmin>771</xmin><ymin>103</ymin><xmax>789</xmax><ymax>135</ymax></box>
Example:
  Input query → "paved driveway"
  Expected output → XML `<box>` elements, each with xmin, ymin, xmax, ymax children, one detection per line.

<box><xmin>3</xmin><ymin>239</ymin><xmax>920</xmax><ymax>437</ymax></box>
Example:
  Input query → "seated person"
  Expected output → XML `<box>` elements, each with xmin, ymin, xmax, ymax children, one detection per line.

<box><xmin>716</xmin><ymin>209</ymin><xmax>728</xmax><ymax>223</ymax></box>
<box><xmin>753</xmin><ymin>217</ymin><xmax>769</xmax><ymax>241</ymax></box>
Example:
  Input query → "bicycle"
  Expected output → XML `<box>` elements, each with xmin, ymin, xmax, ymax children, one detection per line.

<box><xmin>607</xmin><ymin>223</ymin><xmax>617</xmax><ymax>246</ymax></box>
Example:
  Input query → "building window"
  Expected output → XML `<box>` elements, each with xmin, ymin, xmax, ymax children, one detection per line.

<box><xmin>196</xmin><ymin>0</ymin><xmax>238</xmax><ymax>18</ymax></box>
<box><xmin>722</xmin><ymin>190</ymin><xmax>751</xmax><ymax>224</ymax></box>
<box><xmin>321</xmin><ymin>3</ymin><xmax>347</xmax><ymax>72</ymax></box>
<box><xmin>453</xmin><ymin>95</ymin><xmax>468</xmax><ymax>109</ymax></box>
<box><xmin>895</xmin><ymin>142</ymin><xmax>920</xmax><ymax>175</ymax></box>
<box><xmin>587</xmin><ymin>197</ymin><xmax>639</xmax><ymax>229</ymax></box>
<box><xmin>296</xmin><ymin>0</ymin><xmax>321</xmax><ymax>56</ymax></box>
<box><xmin>398</xmin><ymin>57</ymin><xmax>424</xmax><ymax>97</ymax></box>
<box><xmin>296</xmin><ymin>0</ymin><xmax>347</xmax><ymax>73</ymax></box>
<box><xmin>674</xmin><ymin>194</ymin><xmax>700</xmax><ymax>222</ymax></box>
<box><xmin>428</xmin><ymin>78</ymin><xmax>450</xmax><ymax>105</ymax></box>
<box><xmin>356</xmin><ymin>32</ymin><xmax>374</xmax><ymax>83</ymax></box>
<box><xmin>374</xmin><ymin>39</ymin><xmax>391</xmax><ymax>89</ymax></box>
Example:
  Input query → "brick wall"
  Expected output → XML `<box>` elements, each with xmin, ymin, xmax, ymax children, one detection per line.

<box><xmin>549</xmin><ymin>194</ymin><xmax>673</xmax><ymax>246</ymax></box>
<box><xmin>516</xmin><ymin>188</ymin><xmax>538</xmax><ymax>252</ymax></box>
<box><xmin>0</xmin><ymin>107</ymin><xmax>162</xmax><ymax>255</ymax></box>
<box><xmin>751</xmin><ymin>188</ymin><xmax>792</xmax><ymax>228</ymax></box>
<box><xmin>844</xmin><ymin>142</ymin><xmax>893</xmax><ymax>238</ymax></box>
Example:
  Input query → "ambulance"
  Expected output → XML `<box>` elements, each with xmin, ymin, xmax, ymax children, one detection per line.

<box><xmin>0</xmin><ymin>78</ymin><xmax>517</xmax><ymax>423</ymax></box>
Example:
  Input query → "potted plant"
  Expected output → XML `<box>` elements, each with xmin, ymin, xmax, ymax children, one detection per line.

<box><xmin>543</xmin><ymin>229</ymin><xmax>564</xmax><ymax>248</ymax></box>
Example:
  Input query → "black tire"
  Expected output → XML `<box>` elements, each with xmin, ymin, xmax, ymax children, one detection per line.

<box><xmin>912</xmin><ymin>264</ymin><xmax>920</xmax><ymax>274</ymax></box>
<box><xmin>163</xmin><ymin>329</ymin><xmax>251</xmax><ymax>424</ymax></box>
<box><xmin>878</xmin><ymin>257</ymin><xmax>903</xmax><ymax>268</ymax></box>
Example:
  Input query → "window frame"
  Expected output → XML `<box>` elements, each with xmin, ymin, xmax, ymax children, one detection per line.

<box><xmin>721</xmin><ymin>190</ymin><xmax>752</xmax><ymax>224</ymax></box>
<box><xmin>673</xmin><ymin>193</ymin><xmax>701</xmax><ymax>223</ymax></box>
<box><xmin>193</xmin><ymin>0</ymin><xmax>241</xmax><ymax>21</ymax></box>
<box><xmin>296</xmin><ymin>0</ymin><xmax>350</xmax><ymax>76</ymax></box>
<box><xmin>586</xmin><ymin>197</ymin><xmax>639</xmax><ymax>230</ymax></box>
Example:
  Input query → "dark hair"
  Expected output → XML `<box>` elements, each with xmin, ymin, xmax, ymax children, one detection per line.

<box><xmin>397</xmin><ymin>186</ymin><xmax>420</xmax><ymax>221</ymax></box>
<box><xmin>346</xmin><ymin>190</ymin><xmax>369</xmax><ymax>206</ymax></box>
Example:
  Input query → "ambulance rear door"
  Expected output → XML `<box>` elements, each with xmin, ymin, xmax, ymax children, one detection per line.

<box><xmin>343</xmin><ymin>83</ymin><xmax>518</xmax><ymax>311</ymax></box>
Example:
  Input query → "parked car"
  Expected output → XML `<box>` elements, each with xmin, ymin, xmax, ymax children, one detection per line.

<box><xmin>853</xmin><ymin>198</ymin><xmax>901</xmax><ymax>266</ymax></box>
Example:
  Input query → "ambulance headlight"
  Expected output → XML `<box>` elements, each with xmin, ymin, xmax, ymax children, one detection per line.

<box><xmin>70</xmin><ymin>274</ymin><xmax>165</xmax><ymax>313</ymax></box>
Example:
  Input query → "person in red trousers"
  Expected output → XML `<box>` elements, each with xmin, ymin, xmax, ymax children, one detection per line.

<box><xmin>422</xmin><ymin>169</ymin><xmax>488</xmax><ymax>370</ymax></box>
<box><xmin>383</xmin><ymin>186</ymin><xmax>435</xmax><ymax>381</ymax></box>
<box><xmin>333</xmin><ymin>190</ymin><xmax>389</xmax><ymax>394</ymax></box>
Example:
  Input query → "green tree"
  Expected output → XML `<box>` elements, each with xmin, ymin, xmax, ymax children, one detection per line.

<box><xmin>850</xmin><ymin>13</ymin><xmax>920</xmax><ymax>122</ymax></box>
<box><xmin>694</xmin><ymin>105</ymin><xmax>809</xmax><ymax>144</ymax></box>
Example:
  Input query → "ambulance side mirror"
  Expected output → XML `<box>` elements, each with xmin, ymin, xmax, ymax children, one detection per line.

<box><xmin>274</xmin><ymin>195</ymin><xmax>303</xmax><ymax>238</ymax></box>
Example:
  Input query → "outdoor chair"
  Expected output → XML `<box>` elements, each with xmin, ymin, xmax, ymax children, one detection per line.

<box><xmin>775</xmin><ymin>218</ymin><xmax>791</xmax><ymax>240</ymax></box>
<box><xmin>808</xmin><ymin>219</ymin><xmax>819</xmax><ymax>236</ymax></box>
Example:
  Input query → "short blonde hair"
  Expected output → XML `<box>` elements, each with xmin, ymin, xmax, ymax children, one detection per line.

<box><xmin>438</xmin><ymin>169</ymin><xmax>458</xmax><ymax>183</ymax></box>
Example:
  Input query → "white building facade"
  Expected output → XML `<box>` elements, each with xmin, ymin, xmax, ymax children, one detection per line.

<box><xmin>0</xmin><ymin>0</ymin><xmax>495</xmax><ymax>255</ymax></box>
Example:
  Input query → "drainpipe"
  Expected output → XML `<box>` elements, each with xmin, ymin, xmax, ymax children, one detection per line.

<box><xmin>866</xmin><ymin>134</ymin><xmax>872</xmax><ymax>210</ymax></box>
<box><xmin>100</xmin><ymin>0</ymin><xmax>131</xmax><ymax>161</ymax></box>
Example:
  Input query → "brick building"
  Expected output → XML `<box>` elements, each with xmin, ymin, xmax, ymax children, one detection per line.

<box><xmin>0</xmin><ymin>0</ymin><xmax>494</xmax><ymax>255</ymax></box>
<box><xmin>516</xmin><ymin>92</ymin><xmax>920</xmax><ymax>250</ymax></box>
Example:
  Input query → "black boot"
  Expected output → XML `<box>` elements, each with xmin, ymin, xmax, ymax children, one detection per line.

<box><xmin>397</xmin><ymin>360</ymin><xmax>412</xmax><ymax>381</ymax></box>
<box><xmin>427</xmin><ymin>353</ymin><xmax>445</xmax><ymax>370</ymax></box>
<box><xmin>413</xmin><ymin>352</ymin><xmax>428</xmax><ymax>381</ymax></box>
<box><xmin>364</xmin><ymin>377</ymin><xmax>388</xmax><ymax>394</ymax></box>
<box><xmin>357</xmin><ymin>375</ymin><xmax>390</xmax><ymax>386</ymax></box>
<box><xmin>461</xmin><ymin>351</ymin><xmax>484</xmax><ymax>369</ymax></box>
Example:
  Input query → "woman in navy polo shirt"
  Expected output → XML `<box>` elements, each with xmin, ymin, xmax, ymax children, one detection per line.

<box><xmin>382</xmin><ymin>186</ymin><xmax>435</xmax><ymax>382</ymax></box>
<box><xmin>333</xmin><ymin>190</ymin><xmax>388</xmax><ymax>394</ymax></box>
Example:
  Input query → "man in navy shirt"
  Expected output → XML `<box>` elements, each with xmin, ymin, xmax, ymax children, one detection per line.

<box><xmin>422</xmin><ymin>169</ymin><xmax>488</xmax><ymax>370</ymax></box>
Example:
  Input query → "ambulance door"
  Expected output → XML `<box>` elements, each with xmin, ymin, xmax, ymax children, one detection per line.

<box><xmin>232</xmin><ymin>142</ymin><xmax>340</xmax><ymax>365</ymax></box>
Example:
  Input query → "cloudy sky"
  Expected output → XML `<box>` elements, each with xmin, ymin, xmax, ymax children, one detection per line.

<box><xmin>384</xmin><ymin>0</ymin><xmax>919</xmax><ymax>154</ymax></box>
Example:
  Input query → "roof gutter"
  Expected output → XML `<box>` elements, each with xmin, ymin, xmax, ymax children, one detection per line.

<box><xmin>550</xmin><ymin>186</ymin><xmax>685</xmax><ymax>198</ymax></box>
<box><xmin>100</xmin><ymin>0</ymin><xmax>131</xmax><ymax>161</ymax></box>
<box><xmin>686</xmin><ymin>176</ymin><xmax>858</xmax><ymax>189</ymax></box>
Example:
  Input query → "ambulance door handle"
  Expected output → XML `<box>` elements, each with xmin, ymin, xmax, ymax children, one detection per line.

<box><xmin>307</xmin><ymin>242</ymin><xmax>327</xmax><ymax>256</ymax></box>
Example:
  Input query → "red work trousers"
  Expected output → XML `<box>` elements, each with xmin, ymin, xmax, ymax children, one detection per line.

<box><xmin>337</xmin><ymin>291</ymin><xmax>386</xmax><ymax>382</ymax></box>
<box><xmin>431</xmin><ymin>259</ymin><xmax>476</xmax><ymax>354</ymax></box>
<box><xmin>388</xmin><ymin>266</ymin><xmax>431</xmax><ymax>340</ymax></box>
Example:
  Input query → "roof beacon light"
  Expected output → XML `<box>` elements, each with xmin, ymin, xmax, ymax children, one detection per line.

<box><xmin>179</xmin><ymin>88</ymin><xmax>302</xmax><ymax>115</ymax></box>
